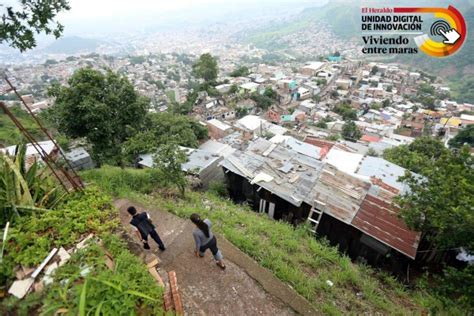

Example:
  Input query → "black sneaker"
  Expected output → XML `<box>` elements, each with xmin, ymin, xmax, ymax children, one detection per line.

<box><xmin>159</xmin><ymin>246</ymin><xmax>166</xmax><ymax>251</ymax></box>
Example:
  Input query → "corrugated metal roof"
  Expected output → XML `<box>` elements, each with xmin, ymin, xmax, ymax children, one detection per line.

<box><xmin>221</xmin><ymin>138</ymin><xmax>324</xmax><ymax>207</ymax></box>
<box><xmin>271</xmin><ymin>135</ymin><xmax>322</xmax><ymax>159</ymax></box>
<box><xmin>351</xmin><ymin>194</ymin><xmax>420</xmax><ymax>259</ymax></box>
<box><xmin>199</xmin><ymin>140</ymin><xmax>236</xmax><ymax>158</ymax></box>
<box><xmin>355</xmin><ymin>156</ymin><xmax>412</xmax><ymax>194</ymax></box>
<box><xmin>139</xmin><ymin>148</ymin><xmax>221</xmax><ymax>175</ymax></box>
<box><xmin>182</xmin><ymin>149</ymin><xmax>221</xmax><ymax>174</ymax></box>
<box><xmin>323</xmin><ymin>148</ymin><xmax>364</xmax><ymax>174</ymax></box>
<box><xmin>311</xmin><ymin>164</ymin><xmax>370</xmax><ymax>224</ymax></box>
<box><xmin>221</xmin><ymin>138</ymin><xmax>422</xmax><ymax>258</ymax></box>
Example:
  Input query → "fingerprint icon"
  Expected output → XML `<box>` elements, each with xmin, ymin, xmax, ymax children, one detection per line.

<box><xmin>430</xmin><ymin>20</ymin><xmax>451</xmax><ymax>36</ymax></box>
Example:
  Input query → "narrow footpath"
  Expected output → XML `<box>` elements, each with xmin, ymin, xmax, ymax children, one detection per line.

<box><xmin>114</xmin><ymin>199</ymin><xmax>317</xmax><ymax>316</ymax></box>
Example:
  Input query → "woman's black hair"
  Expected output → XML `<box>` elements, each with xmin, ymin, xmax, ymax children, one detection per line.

<box><xmin>127</xmin><ymin>206</ymin><xmax>137</xmax><ymax>215</ymax></box>
<box><xmin>190</xmin><ymin>213</ymin><xmax>209</xmax><ymax>238</ymax></box>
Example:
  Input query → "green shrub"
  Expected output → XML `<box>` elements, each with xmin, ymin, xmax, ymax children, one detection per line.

<box><xmin>208</xmin><ymin>181</ymin><xmax>229</xmax><ymax>198</ymax></box>
<box><xmin>41</xmin><ymin>234</ymin><xmax>163</xmax><ymax>315</ymax></box>
<box><xmin>82</xmin><ymin>166</ymin><xmax>166</xmax><ymax>196</ymax></box>
<box><xmin>6</xmin><ymin>187</ymin><xmax>117</xmax><ymax>267</ymax></box>
<box><xmin>1</xmin><ymin>187</ymin><xmax>163</xmax><ymax>315</ymax></box>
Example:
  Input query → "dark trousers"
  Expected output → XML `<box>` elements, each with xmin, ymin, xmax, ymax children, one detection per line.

<box><xmin>199</xmin><ymin>236</ymin><xmax>223</xmax><ymax>260</ymax></box>
<box><xmin>143</xmin><ymin>229</ymin><xmax>165</xmax><ymax>249</ymax></box>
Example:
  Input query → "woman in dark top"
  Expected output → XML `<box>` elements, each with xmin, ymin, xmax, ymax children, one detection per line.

<box><xmin>190</xmin><ymin>213</ymin><xmax>225</xmax><ymax>269</ymax></box>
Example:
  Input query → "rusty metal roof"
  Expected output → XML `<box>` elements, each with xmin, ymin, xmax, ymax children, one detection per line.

<box><xmin>221</xmin><ymin>137</ymin><xmax>421</xmax><ymax>259</ymax></box>
<box><xmin>351</xmin><ymin>194</ymin><xmax>421</xmax><ymax>259</ymax></box>
<box><xmin>311</xmin><ymin>164</ymin><xmax>371</xmax><ymax>224</ymax></box>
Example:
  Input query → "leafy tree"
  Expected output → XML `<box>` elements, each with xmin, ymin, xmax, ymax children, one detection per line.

<box><xmin>153</xmin><ymin>143</ymin><xmax>187</xmax><ymax>197</ymax></box>
<box><xmin>418</xmin><ymin>83</ymin><xmax>435</xmax><ymax>95</ymax></box>
<box><xmin>263</xmin><ymin>87</ymin><xmax>277</xmax><ymax>100</ymax></box>
<box><xmin>236</xmin><ymin>107</ymin><xmax>249</xmax><ymax>118</ymax></box>
<box><xmin>0</xmin><ymin>0</ymin><xmax>70</xmax><ymax>51</ymax></box>
<box><xmin>46</xmin><ymin>68</ymin><xmax>149</xmax><ymax>165</ymax></box>
<box><xmin>395</xmin><ymin>145</ymin><xmax>474</xmax><ymax>254</ymax></box>
<box><xmin>383</xmin><ymin>136</ymin><xmax>449</xmax><ymax>174</ymax></box>
<box><xmin>170</xmin><ymin>90</ymin><xmax>198</xmax><ymax>115</ymax></box>
<box><xmin>312</xmin><ymin>95</ymin><xmax>321</xmax><ymax>102</ymax></box>
<box><xmin>123</xmin><ymin>112</ymin><xmax>207</xmax><ymax>161</ymax></box>
<box><xmin>333</xmin><ymin>103</ymin><xmax>357</xmax><ymax>121</ymax></box>
<box><xmin>370</xmin><ymin>65</ymin><xmax>378</xmax><ymax>75</ymax></box>
<box><xmin>366</xmin><ymin>147</ymin><xmax>378</xmax><ymax>157</ymax></box>
<box><xmin>370</xmin><ymin>103</ymin><xmax>382</xmax><ymax>110</ymax></box>
<box><xmin>193</xmin><ymin>53</ymin><xmax>218</xmax><ymax>82</ymax></box>
<box><xmin>228</xmin><ymin>84</ymin><xmax>238</xmax><ymax>95</ymax></box>
<box><xmin>229</xmin><ymin>66</ymin><xmax>250</xmax><ymax>77</ymax></box>
<box><xmin>315</xmin><ymin>78</ymin><xmax>327</xmax><ymax>86</ymax></box>
<box><xmin>448</xmin><ymin>125</ymin><xmax>474</xmax><ymax>148</ymax></box>
<box><xmin>315</xmin><ymin>120</ymin><xmax>327</xmax><ymax>129</ymax></box>
<box><xmin>341</xmin><ymin>120</ymin><xmax>362</xmax><ymax>141</ymax></box>
<box><xmin>326</xmin><ymin>134</ymin><xmax>340</xmax><ymax>141</ymax></box>
<box><xmin>420</xmin><ymin>95</ymin><xmax>436</xmax><ymax>110</ymax></box>
<box><xmin>382</xmin><ymin>99</ymin><xmax>390</xmax><ymax>107</ymax></box>
<box><xmin>167</xmin><ymin>71</ymin><xmax>180</xmax><ymax>82</ymax></box>
<box><xmin>433</xmin><ymin>265</ymin><xmax>474</xmax><ymax>309</ymax></box>
<box><xmin>250</xmin><ymin>92</ymin><xmax>273</xmax><ymax>110</ymax></box>
<box><xmin>384</xmin><ymin>137</ymin><xmax>474</xmax><ymax>256</ymax></box>
<box><xmin>198</xmin><ymin>81</ymin><xmax>219</xmax><ymax>97</ymax></box>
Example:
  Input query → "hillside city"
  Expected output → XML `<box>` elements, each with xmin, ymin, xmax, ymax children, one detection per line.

<box><xmin>0</xmin><ymin>1</ymin><xmax>473</xmax><ymax>315</ymax></box>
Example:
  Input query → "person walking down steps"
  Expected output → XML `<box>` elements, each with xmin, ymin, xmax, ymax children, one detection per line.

<box><xmin>128</xmin><ymin>206</ymin><xmax>166</xmax><ymax>251</ymax></box>
<box><xmin>190</xmin><ymin>213</ymin><xmax>226</xmax><ymax>269</ymax></box>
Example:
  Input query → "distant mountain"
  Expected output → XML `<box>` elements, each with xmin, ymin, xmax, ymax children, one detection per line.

<box><xmin>239</xmin><ymin>1</ymin><xmax>359</xmax><ymax>49</ymax></box>
<box><xmin>243</xmin><ymin>0</ymin><xmax>474</xmax><ymax>103</ymax></box>
<box><xmin>43</xmin><ymin>36</ymin><xmax>105</xmax><ymax>54</ymax></box>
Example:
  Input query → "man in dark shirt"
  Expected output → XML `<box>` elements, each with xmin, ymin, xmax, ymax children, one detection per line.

<box><xmin>128</xmin><ymin>206</ymin><xmax>166</xmax><ymax>251</ymax></box>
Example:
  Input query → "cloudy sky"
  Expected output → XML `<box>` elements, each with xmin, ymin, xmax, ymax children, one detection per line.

<box><xmin>55</xmin><ymin>0</ymin><xmax>323</xmax><ymax>36</ymax></box>
<box><xmin>0</xmin><ymin>0</ymin><xmax>324</xmax><ymax>42</ymax></box>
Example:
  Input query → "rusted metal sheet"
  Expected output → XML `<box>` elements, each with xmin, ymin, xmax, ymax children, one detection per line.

<box><xmin>312</xmin><ymin>164</ymin><xmax>370</xmax><ymax>224</ymax></box>
<box><xmin>351</xmin><ymin>194</ymin><xmax>420</xmax><ymax>259</ymax></box>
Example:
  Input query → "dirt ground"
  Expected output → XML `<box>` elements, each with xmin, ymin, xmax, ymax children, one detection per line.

<box><xmin>114</xmin><ymin>199</ymin><xmax>316</xmax><ymax>316</ymax></box>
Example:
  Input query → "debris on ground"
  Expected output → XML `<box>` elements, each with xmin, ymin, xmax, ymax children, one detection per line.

<box><xmin>6</xmin><ymin>234</ymin><xmax>90</xmax><ymax>299</ymax></box>
<box><xmin>8</xmin><ymin>248</ymin><xmax>58</xmax><ymax>299</ymax></box>
<box><xmin>57</xmin><ymin>247</ymin><xmax>71</xmax><ymax>266</ymax></box>
<box><xmin>8</xmin><ymin>278</ymin><xmax>35</xmax><ymax>299</ymax></box>
<box><xmin>164</xmin><ymin>270</ymin><xmax>184</xmax><ymax>315</ymax></box>
<box><xmin>147</xmin><ymin>256</ymin><xmax>165</xmax><ymax>288</ymax></box>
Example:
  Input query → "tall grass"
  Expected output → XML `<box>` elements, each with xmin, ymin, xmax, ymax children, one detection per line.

<box><xmin>82</xmin><ymin>165</ymin><xmax>165</xmax><ymax>196</ymax></box>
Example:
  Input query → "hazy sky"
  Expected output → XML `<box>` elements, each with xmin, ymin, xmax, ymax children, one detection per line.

<box><xmin>48</xmin><ymin>0</ymin><xmax>319</xmax><ymax>37</ymax></box>
<box><xmin>59</xmin><ymin>0</ymin><xmax>321</xmax><ymax>18</ymax></box>
<box><xmin>1</xmin><ymin>0</ymin><xmax>324</xmax><ymax>42</ymax></box>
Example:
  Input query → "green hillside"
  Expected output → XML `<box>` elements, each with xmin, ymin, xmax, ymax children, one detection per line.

<box><xmin>243</xmin><ymin>0</ymin><xmax>474</xmax><ymax>103</ymax></box>
<box><xmin>43</xmin><ymin>36</ymin><xmax>104</xmax><ymax>54</ymax></box>
<box><xmin>0</xmin><ymin>106</ymin><xmax>44</xmax><ymax>147</ymax></box>
<box><xmin>394</xmin><ymin>3</ymin><xmax>474</xmax><ymax>103</ymax></box>
<box><xmin>242</xmin><ymin>2</ymin><xmax>360</xmax><ymax>49</ymax></box>
<box><xmin>80</xmin><ymin>166</ymin><xmax>464</xmax><ymax>315</ymax></box>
